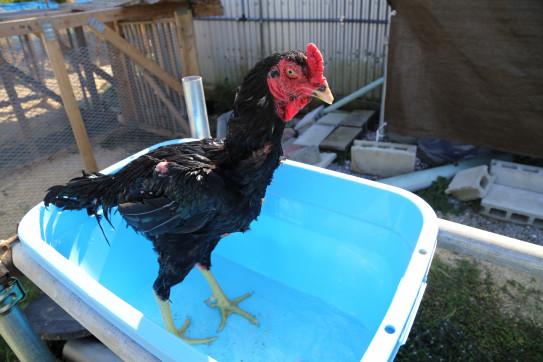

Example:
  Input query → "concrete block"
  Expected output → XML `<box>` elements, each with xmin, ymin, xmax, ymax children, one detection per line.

<box><xmin>294</xmin><ymin>124</ymin><xmax>335</xmax><ymax>147</ymax></box>
<box><xmin>316</xmin><ymin>111</ymin><xmax>349</xmax><ymax>127</ymax></box>
<box><xmin>294</xmin><ymin>105</ymin><xmax>324</xmax><ymax>133</ymax></box>
<box><xmin>340</xmin><ymin>110</ymin><xmax>375</xmax><ymax>128</ymax></box>
<box><xmin>481</xmin><ymin>184</ymin><xmax>543</xmax><ymax>228</ymax></box>
<box><xmin>445</xmin><ymin>165</ymin><xmax>495</xmax><ymax>201</ymax></box>
<box><xmin>287</xmin><ymin>146</ymin><xmax>321</xmax><ymax>164</ymax></box>
<box><xmin>320</xmin><ymin>126</ymin><xmax>362</xmax><ymax>151</ymax></box>
<box><xmin>351</xmin><ymin>140</ymin><xmax>417</xmax><ymax>177</ymax></box>
<box><xmin>490</xmin><ymin>160</ymin><xmax>543</xmax><ymax>193</ymax></box>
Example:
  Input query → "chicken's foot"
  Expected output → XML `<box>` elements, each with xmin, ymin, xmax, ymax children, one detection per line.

<box><xmin>154</xmin><ymin>292</ymin><xmax>217</xmax><ymax>344</ymax></box>
<box><xmin>196</xmin><ymin>264</ymin><xmax>259</xmax><ymax>331</ymax></box>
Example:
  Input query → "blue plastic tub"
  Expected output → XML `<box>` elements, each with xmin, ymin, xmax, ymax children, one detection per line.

<box><xmin>18</xmin><ymin>139</ymin><xmax>438</xmax><ymax>361</ymax></box>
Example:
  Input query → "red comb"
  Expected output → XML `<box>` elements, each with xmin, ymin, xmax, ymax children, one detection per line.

<box><xmin>306</xmin><ymin>43</ymin><xmax>325</xmax><ymax>83</ymax></box>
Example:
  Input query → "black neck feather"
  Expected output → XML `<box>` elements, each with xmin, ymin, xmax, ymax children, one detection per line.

<box><xmin>225</xmin><ymin>50</ymin><xmax>305</xmax><ymax>160</ymax></box>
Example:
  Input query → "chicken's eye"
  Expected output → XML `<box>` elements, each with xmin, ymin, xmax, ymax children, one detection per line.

<box><xmin>286</xmin><ymin>68</ymin><xmax>297</xmax><ymax>78</ymax></box>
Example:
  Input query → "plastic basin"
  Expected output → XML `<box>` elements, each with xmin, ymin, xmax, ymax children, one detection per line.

<box><xmin>18</xmin><ymin>139</ymin><xmax>438</xmax><ymax>361</ymax></box>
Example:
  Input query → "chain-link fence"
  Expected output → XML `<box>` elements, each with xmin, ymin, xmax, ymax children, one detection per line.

<box><xmin>0</xmin><ymin>21</ymin><xmax>190</xmax><ymax>239</ymax></box>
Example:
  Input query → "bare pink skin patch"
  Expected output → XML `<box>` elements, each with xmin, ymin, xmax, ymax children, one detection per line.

<box><xmin>262</xmin><ymin>141</ymin><xmax>273</xmax><ymax>154</ymax></box>
<box><xmin>155</xmin><ymin>161</ymin><xmax>168</xmax><ymax>174</ymax></box>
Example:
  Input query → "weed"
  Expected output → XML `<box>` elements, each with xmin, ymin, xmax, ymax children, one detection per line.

<box><xmin>206</xmin><ymin>78</ymin><xmax>237</xmax><ymax>115</ymax></box>
<box><xmin>397</xmin><ymin>256</ymin><xmax>543</xmax><ymax>361</ymax></box>
<box><xmin>416</xmin><ymin>176</ymin><xmax>479</xmax><ymax>216</ymax></box>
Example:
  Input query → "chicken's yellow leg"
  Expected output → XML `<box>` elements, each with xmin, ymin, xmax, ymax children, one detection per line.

<box><xmin>154</xmin><ymin>292</ymin><xmax>217</xmax><ymax>344</ymax></box>
<box><xmin>196</xmin><ymin>264</ymin><xmax>259</xmax><ymax>331</ymax></box>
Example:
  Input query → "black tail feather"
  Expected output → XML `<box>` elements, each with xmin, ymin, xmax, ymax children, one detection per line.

<box><xmin>44</xmin><ymin>171</ymin><xmax>118</xmax><ymax>246</ymax></box>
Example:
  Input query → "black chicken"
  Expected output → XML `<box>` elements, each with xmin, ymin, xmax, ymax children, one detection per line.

<box><xmin>44</xmin><ymin>43</ymin><xmax>333</xmax><ymax>343</ymax></box>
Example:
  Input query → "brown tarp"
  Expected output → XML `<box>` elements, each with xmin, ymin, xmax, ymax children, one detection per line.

<box><xmin>385</xmin><ymin>0</ymin><xmax>543</xmax><ymax>158</ymax></box>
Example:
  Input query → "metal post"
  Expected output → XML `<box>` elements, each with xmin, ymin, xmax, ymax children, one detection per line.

<box><xmin>0</xmin><ymin>278</ymin><xmax>54</xmax><ymax>362</ymax></box>
<box><xmin>377</xmin><ymin>8</ymin><xmax>396</xmax><ymax>141</ymax></box>
<box><xmin>182</xmin><ymin>76</ymin><xmax>210</xmax><ymax>139</ymax></box>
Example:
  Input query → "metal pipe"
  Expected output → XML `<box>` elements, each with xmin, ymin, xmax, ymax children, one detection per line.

<box><xmin>377</xmin><ymin>9</ymin><xmax>396</xmax><ymax>141</ymax></box>
<box><xmin>182</xmin><ymin>76</ymin><xmax>211</xmax><ymax>139</ymax></box>
<box><xmin>0</xmin><ymin>278</ymin><xmax>54</xmax><ymax>362</ymax></box>
<box><xmin>324</xmin><ymin>77</ymin><xmax>384</xmax><ymax>114</ymax></box>
<box><xmin>11</xmin><ymin>242</ymin><xmax>159</xmax><ymax>362</ymax></box>
<box><xmin>194</xmin><ymin>16</ymin><xmax>388</xmax><ymax>24</ymax></box>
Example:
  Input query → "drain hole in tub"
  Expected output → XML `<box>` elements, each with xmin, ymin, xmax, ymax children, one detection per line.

<box><xmin>511</xmin><ymin>213</ymin><xmax>529</xmax><ymax>223</ymax></box>
<box><xmin>385</xmin><ymin>325</ymin><xmax>396</xmax><ymax>334</ymax></box>
<box><xmin>489</xmin><ymin>208</ymin><xmax>506</xmax><ymax>218</ymax></box>
<box><xmin>419</xmin><ymin>249</ymin><xmax>427</xmax><ymax>255</ymax></box>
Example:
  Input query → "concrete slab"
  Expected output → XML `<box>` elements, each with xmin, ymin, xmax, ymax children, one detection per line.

<box><xmin>340</xmin><ymin>110</ymin><xmax>375</xmax><ymax>128</ymax></box>
<box><xmin>315</xmin><ymin>152</ymin><xmax>337</xmax><ymax>168</ymax></box>
<box><xmin>481</xmin><ymin>184</ymin><xmax>543</xmax><ymax>228</ymax></box>
<box><xmin>320</xmin><ymin>126</ymin><xmax>362</xmax><ymax>151</ymax></box>
<box><xmin>287</xmin><ymin>146</ymin><xmax>321</xmax><ymax>164</ymax></box>
<box><xmin>490</xmin><ymin>160</ymin><xmax>543</xmax><ymax>193</ymax></box>
<box><xmin>294</xmin><ymin>105</ymin><xmax>324</xmax><ymax>133</ymax></box>
<box><xmin>316</xmin><ymin>111</ymin><xmax>349</xmax><ymax>127</ymax></box>
<box><xmin>351</xmin><ymin>140</ymin><xmax>417</xmax><ymax>177</ymax></box>
<box><xmin>293</xmin><ymin>124</ymin><xmax>335</xmax><ymax>147</ymax></box>
<box><xmin>445</xmin><ymin>165</ymin><xmax>495</xmax><ymax>201</ymax></box>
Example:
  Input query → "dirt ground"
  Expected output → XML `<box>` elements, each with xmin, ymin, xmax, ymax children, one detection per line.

<box><xmin>0</xmin><ymin>146</ymin><xmax>131</xmax><ymax>239</ymax></box>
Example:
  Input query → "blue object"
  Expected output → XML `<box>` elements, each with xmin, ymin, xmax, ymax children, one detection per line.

<box><xmin>18</xmin><ymin>139</ymin><xmax>437</xmax><ymax>361</ymax></box>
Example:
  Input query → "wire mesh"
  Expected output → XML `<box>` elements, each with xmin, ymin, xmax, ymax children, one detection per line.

<box><xmin>0</xmin><ymin>22</ymin><xmax>189</xmax><ymax>239</ymax></box>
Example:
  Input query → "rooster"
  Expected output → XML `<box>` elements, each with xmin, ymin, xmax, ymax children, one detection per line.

<box><xmin>44</xmin><ymin>43</ymin><xmax>333</xmax><ymax>343</ymax></box>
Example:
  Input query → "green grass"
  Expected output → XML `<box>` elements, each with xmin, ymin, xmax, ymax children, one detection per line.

<box><xmin>396</xmin><ymin>255</ymin><xmax>543</xmax><ymax>361</ymax></box>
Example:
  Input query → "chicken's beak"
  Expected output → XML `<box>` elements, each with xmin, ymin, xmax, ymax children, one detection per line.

<box><xmin>313</xmin><ymin>81</ymin><xmax>334</xmax><ymax>104</ymax></box>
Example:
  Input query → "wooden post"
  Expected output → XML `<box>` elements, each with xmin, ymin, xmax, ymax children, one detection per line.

<box><xmin>86</xmin><ymin>16</ymin><xmax>184</xmax><ymax>96</ymax></box>
<box><xmin>141</xmin><ymin>70</ymin><xmax>190</xmax><ymax>134</ymax></box>
<box><xmin>174</xmin><ymin>7</ymin><xmax>200</xmax><ymax>77</ymax></box>
<box><xmin>40</xmin><ymin>19</ymin><xmax>98</xmax><ymax>172</ymax></box>
<box><xmin>105</xmin><ymin>21</ymin><xmax>138</xmax><ymax>124</ymax></box>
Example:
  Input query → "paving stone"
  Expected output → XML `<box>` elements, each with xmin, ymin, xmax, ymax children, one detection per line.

<box><xmin>340</xmin><ymin>110</ymin><xmax>375</xmax><ymax>128</ymax></box>
<box><xmin>287</xmin><ymin>146</ymin><xmax>321</xmax><ymax>164</ymax></box>
<box><xmin>316</xmin><ymin>111</ymin><xmax>349</xmax><ymax>127</ymax></box>
<box><xmin>445</xmin><ymin>165</ymin><xmax>495</xmax><ymax>201</ymax></box>
<box><xmin>294</xmin><ymin>105</ymin><xmax>324</xmax><ymax>133</ymax></box>
<box><xmin>284</xmin><ymin>144</ymin><xmax>302</xmax><ymax>156</ymax></box>
<box><xmin>315</xmin><ymin>152</ymin><xmax>337</xmax><ymax>168</ymax></box>
<box><xmin>320</xmin><ymin>126</ymin><xmax>362</xmax><ymax>152</ymax></box>
<box><xmin>282</xmin><ymin>127</ymin><xmax>297</xmax><ymax>142</ymax></box>
<box><xmin>351</xmin><ymin>140</ymin><xmax>417</xmax><ymax>177</ymax></box>
<box><xmin>481</xmin><ymin>184</ymin><xmax>543</xmax><ymax>228</ymax></box>
<box><xmin>294</xmin><ymin>124</ymin><xmax>335</xmax><ymax>147</ymax></box>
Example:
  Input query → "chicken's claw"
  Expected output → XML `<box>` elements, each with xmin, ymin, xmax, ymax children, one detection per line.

<box><xmin>205</xmin><ymin>291</ymin><xmax>259</xmax><ymax>331</ymax></box>
<box><xmin>176</xmin><ymin>317</ymin><xmax>218</xmax><ymax>344</ymax></box>
<box><xmin>197</xmin><ymin>264</ymin><xmax>259</xmax><ymax>332</ymax></box>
